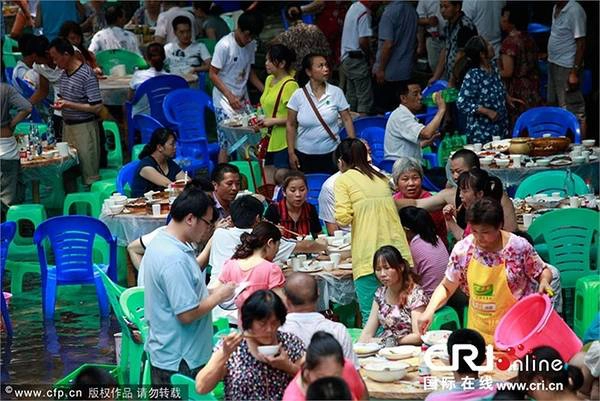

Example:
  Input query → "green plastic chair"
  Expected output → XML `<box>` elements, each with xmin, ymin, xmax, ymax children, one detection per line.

<box><xmin>515</xmin><ymin>170</ymin><xmax>589</xmax><ymax>198</ymax></box>
<box><xmin>6</xmin><ymin>204</ymin><xmax>47</xmax><ymax>294</ymax></box>
<box><xmin>63</xmin><ymin>192</ymin><xmax>102</xmax><ymax>217</ymax></box>
<box><xmin>430</xmin><ymin>306</ymin><xmax>461</xmax><ymax>331</ymax></box>
<box><xmin>95</xmin><ymin>49</ymin><xmax>148</xmax><ymax>75</ymax></box>
<box><xmin>90</xmin><ymin>179</ymin><xmax>117</xmax><ymax>202</ymax></box>
<box><xmin>99</xmin><ymin>168</ymin><xmax>119</xmax><ymax>180</ymax></box>
<box><xmin>213</xmin><ymin>317</ymin><xmax>229</xmax><ymax>333</ymax></box>
<box><xmin>212</xmin><ymin>328</ymin><xmax>232</xmax><ymax>346</ymax></box>
<box><xmin>103</xmin><ymin>121</ymin><xmax>124</xmax><ymax>169</ymax></box>
<box><xmin>574</xmin><ymin>275</ymin><xmax>600</xmax><ymax>339</ymax></box>
<box><xmin>333</xmin><ymin>301</ymin><xmax>359</xmax><ymax>328</ymax></box>
<box><xmin>120</xmin><ymin>287</ymin><xmax>149</xmax><ymax>385</ymax></box>
<box><xmin>347</xmin><ymin>328</ymin><xmax>362</xmax><ymax>344</ymax></box>
<box><xmin>197</xmin><ymin>38</ymin><xmax>217</xmax><ymax>55</ymax></box>
<box><xmin>229</xmin><ymin>161</ymin><xmax>262</xmax><ymax>192</ymax></box>
<box><xmin>14</xmin><ymin>122</ymin><xmax>48</xmax><ymax>136</ymax></box>
<box><xmin>436</xmin><ymin>135</ymin><xmax>455</xmax><ymax>168</ymax></box>
<box><xmin>171</xmin><ymin>374</ymin><xmax>221</xmax><ymax>401</ymax></box>
<box><xmin>3</xmin><ymin>35</ymin><xmax>22</xmax><ymax>68</ymax></box>
<box><xmin>463</xmin><ymin>306</ymin><xmax>469</xmax><ymax>329</ymax></box>
<box><xmin>132</xmin><ymin>144</ymin><xmax>145</xmax><ymax>161</ymax></box>
<box><xmin>528</xmin><ymin>208</ymin><xmax>599</xmax><ymax>289</ymax></box>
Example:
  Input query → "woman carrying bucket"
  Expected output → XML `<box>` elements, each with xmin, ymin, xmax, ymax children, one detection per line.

<box><xmin>417</xmin><ymin>197</ymin><xmax>553</xmax><ymax>345</ymax></box>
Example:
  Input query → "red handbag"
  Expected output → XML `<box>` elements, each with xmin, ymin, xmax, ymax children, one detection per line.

<box><xmin>257</xmin><ymin>79</ymin><xmax>295</xmax><ymax>160</ymax></box>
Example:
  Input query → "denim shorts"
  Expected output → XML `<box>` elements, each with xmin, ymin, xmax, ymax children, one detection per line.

<box><xmin>265</xmin><ymin>148</ymin><xmax>290</xmax><ymax>168</ymax></box>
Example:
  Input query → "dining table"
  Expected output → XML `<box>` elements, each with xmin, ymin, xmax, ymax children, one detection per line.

<box><xmin>99</xmin><ymin>73</ymin><xmax>198</xmax><ymax>106</ymax></box>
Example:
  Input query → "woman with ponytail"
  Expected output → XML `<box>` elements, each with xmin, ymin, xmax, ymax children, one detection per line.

<box><xmin>443</xmin><ymin>168</ymin><xmax>504</xmax><ymax>240</ymax></box>
<box><xmin>130</xmin><ymin>128</ymin><xmax>186</xmax><ymax>197</ymax></box>
<box><xmin>128</xmin><ymin>43</ymin><xmax>167</xmax><ymax>113</ymax></box>
<box><xmin>286</xmin><ymin>53</ymin><xmax>355</xmax><ymax>174</ymax></box>
<box><xmin>455</xmin><ymin>36</ymin><xmax>513</xmax><ymax>144</ymax></box>
<box><xmin>518</xmin><ymin>346</ymin><xmax>584</xmax><ymax>401</ymax></box>
<box><xmin>218</xmin><ymin>221</ymin><xmax>286</xmax><ymax>312</ymax></box>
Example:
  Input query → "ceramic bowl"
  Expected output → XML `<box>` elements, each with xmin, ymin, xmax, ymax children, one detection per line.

<box><xmin>257</xmin><ymin>345</ymin><xmax>280</xmax><ymax>357</ymax></box>
<box><xmin>572</xmin><ymin>156</ymin><xmax>586</xmax><ymax>164</ymax></box>
<box><xmin>480</xmin><ymin>157</ymin><xmax>493</xmax><ymax>167</ymax></box>
<box><xmin>582</xmin><ymin>139</ymin><xmax>596</xmax><ymax>148</ymax></box>
<box><xmin>112</xmin><ymin>195</ymin><xmax>128</xmax><ymax>206</ymax></box>
<box><xmin>363</xmin><ymin>362</ymin><xmax>409</xmax><ymax>382</ymax></box>
<box><xmin>108</xmin><ymin>205</ymin><xmax>124</xmax><ymax>214</ymax></box>
<box><xmin>495</xmin><ymin>159</ymin><xmax>510</xmax><ymax>167</ymax></box>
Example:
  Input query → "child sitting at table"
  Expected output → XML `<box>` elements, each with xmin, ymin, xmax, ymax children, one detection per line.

<box><xmin>425</xmin><ymin>329</ymin><xmax>497</xmax><ymax>401</ymax></box>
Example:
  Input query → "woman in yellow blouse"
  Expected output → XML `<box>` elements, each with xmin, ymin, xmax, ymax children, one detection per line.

<box><xmin>258</xmin><ymin>44</ymin><xmax>299</xmax><ymax>183</ymax></box>
<box><xmin>334</xmin><ymin>139</ymin><xmax>413</xmax><ymax>325</ymax></box>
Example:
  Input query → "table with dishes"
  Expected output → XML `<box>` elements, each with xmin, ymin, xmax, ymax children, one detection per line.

<box><xmin>20</xmin><ymin>144</ymin><xmax>78</xmax><ymax>208</ymax></box>
<box><xmin>354</xmin><ymin>332</ymin><xmax>517</xmax><ymax>400</ymax></box>
<box><xmin>99</xmin><ymin>73</ymin><xmax>198</xmax><ymax>106</ymax></box>
<box><xmin>474</xmin><ymin>138</ymin><xmax>599</xmax><ymax>194</ymax></box>
<box><xmin>217</xmin><ymin>121</ymin><xmax>262</xmax><ymax>160</ymax></box>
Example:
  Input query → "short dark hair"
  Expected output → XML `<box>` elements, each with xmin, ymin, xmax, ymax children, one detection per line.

<box><xmin>17</xmin><ymin>33</ymin><xmax>36</xmax><ymax>56</ymax></box>
<box><xmin>451</xmin><ymin>149</ymin><xmax>481</xmax><ymax>170</ymax></box>
<box><xmin>306</xmin><ymin>377</ymin><xmax>352</xmax><ymax>400</ymax></box>
<box><xmin>49</xmin><ymin>37</ymin><xmax>75</xmax><ymax>56</ymax></box>
<box><xmin>281</xmin><ymin>170</ymin><xmax>307</xmax><ymax>191</ymax></box>
<box><xmin>457</xmin><ymin>168</ymin><xmax>503</xmax><ymax>202</ymax></box>
<box><xmin>145</xmin><ymin>42</ymin><xmax>166</xmax><ymax>70</ymax></box>
<box><xmin>466</xmin><ymin>197</ymin><xmax>504</xmax><ymax>228</ymax></box>
<box><xmin>267</xmin><ymin>44</ymin><xmax>296</xmax><ymax>72</ymax></box>
<box><xmin>230</xmin><ymin>195</ymin><xmax>264</xmax><ymax>228</ymax></box>
<box><xmin>450</xmin><ymin>0</ymin><xmax>463</xmax><ymax>7</ymax></box>
<box><xmin>518</xmin><ymin>346</ymin><xmax>584</xmax><ymax>393</ymax></box>
<box><xmin>193</xmin><ymin>1</ymin><xmax>213</xmax><ymax>14</ymax></box>
<box><xmin>502</xmin><ymin>3</ymin><xmax>530</xmax><ymax>31</ymax></box>
<box><xmin>30</xmin><ymin>35</ymin><xmax>50</xmax><ymax>57</ymax></box>
<box><xmin>241</xmin><ymin>290</ymin><xmax>287</xmax><ymax>331</ymax></box>
<box><xmin>399</xmin><ymin>206</ymin><xmax>439</xmax><ymax>247</ymax></box>
<box><xmin>186</xmin><ymin>177</ymin><xmax>214</xmax><ymax>193</ymax></box>
<box><xmin>447</xmin><ymin>328</ymin><xmax>486</xmax><ymax>374</ymax></box>
<box><xmin>169</xmin><ymin>187</ymin><xmax>215</xmax><ymax>222</ymax></box>
<box><xmin>71</xmin><ymin>366</ymin><xmax>117</xmax><ymax>399</ymax></box>
<box><xmin>305</xmin><ymin>331</ymin><xmax>344</xmax><ymax>371</ymax></box>
<box><xmin>211</xmin><ymin>163</ymin><xmax>240</xmax><ymax>184</ymax></box>
<box><xmin>398</xmin><ymin>79</ymin><xmax>421</xmax><ymax>98</ymax></box>
<box><xmin>172</xmin><ymin>15</ymin><xmax>192</xmax><ymax>31</ymax></box>
<box><xmin>105</xmin><ymin>5</ymin><xmax>125</xmax><ymax>26</ymax></box>
<box><xmin>237</xmin><ymin>11</ymin><xmax>264</xmax><ymax>37</ymax></box>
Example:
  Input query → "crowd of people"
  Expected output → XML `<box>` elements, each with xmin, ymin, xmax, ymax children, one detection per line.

<box><xmin>0</xmin><ymin>1</ymin><xmax>598</xmax><ymax>400</ymax></box>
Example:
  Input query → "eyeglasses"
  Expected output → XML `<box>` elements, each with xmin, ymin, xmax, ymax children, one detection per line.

<box><xmin>200</xmin><ymin>217</ymin><xmax>214</xmax><ymax>228</ymax></box>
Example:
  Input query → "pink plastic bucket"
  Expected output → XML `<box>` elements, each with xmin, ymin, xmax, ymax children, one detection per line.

<box><xmin>494</xmin><ymin>294</ymin><xmax>582</xmax><ymax>362</ymax></box>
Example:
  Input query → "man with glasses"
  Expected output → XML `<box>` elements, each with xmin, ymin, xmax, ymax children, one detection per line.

<box><xmin>142</xmin><ymin>187</ymin><xmax>235</xmax><ymax>385</ymax></box>
<box><xmin>384</xmin><ymin>80</ymin><xmax>446</xmax><ymax>162</ymax></box>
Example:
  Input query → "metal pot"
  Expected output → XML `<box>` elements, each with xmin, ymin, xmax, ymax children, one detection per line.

<box><xmin>509</xmin><ymin>138</ymin><xmax>530</xmax><ymax>155</ymax></box>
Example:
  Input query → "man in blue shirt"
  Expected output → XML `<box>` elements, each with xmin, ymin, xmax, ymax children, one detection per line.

<box><xmin>142</xmin><ymin>187</ymin><xmax>235</xmax><ymax>384</ymax></box>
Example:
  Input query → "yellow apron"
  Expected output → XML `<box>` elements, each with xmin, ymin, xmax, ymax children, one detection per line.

<box><xmin>466</xmin><ymin>255</ymin><xmax>517</xmax><ymax>345</ymax></box>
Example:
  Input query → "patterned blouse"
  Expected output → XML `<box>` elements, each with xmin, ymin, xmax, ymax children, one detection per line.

<box><xmin>221</xmin><ymin>331</ymin><xmax>305</xmax><ymax>401</ymax></box>
<box><xmin>274</xmin><ymin>22</ymin><xmax>331</xmax><ymax>73</ymax></box>
<box><xmin>457</xmin><ymin>63</ymin><xmax>508</xmax><ymax>144</ymax></box>
<box><xmin>446</xmin><ymin>233</ymin><xmax>545</xmax><ymax>300</ymax></box>
<box><xmin>375</xmin><ymin>284</ymin><xmax>429</xmax><ymax>343</ymax></box>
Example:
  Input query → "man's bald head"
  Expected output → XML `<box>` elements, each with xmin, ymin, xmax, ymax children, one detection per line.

<box><xmin>284</xmin><ymin>273</ymin><xmax>319</xmax><ymax>307</ymax></box>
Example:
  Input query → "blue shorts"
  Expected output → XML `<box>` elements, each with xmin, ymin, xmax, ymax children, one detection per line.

<box><xmin>265</xmin><ymin>149</ymin><xmax>289</xmax><ymax>169</ymax></box>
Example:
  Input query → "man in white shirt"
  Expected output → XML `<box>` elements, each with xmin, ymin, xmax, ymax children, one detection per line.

<box><xmin>164</xmin><ymin>15</ymin><xmax>211</xmax><ymax>76</ymax></box>
<box><xmin>340</xmin><ymin>1</ymin><xmax>376</xmax><ymax>115</ymax></box>
<box><xmin>547</xmin><ymin>0</ymin><xmax>587</xmax><ymax>135</ymax></box>
<box><xmin>384</xmin><ymin>81</ymin><xmax>446</xmax><ymax>161</ymax></box>
<box><xmin>462</xmin><ymin>0</ymin><xmax>505</xmax><ymax>57</ymax></box>
<box><xmin>154</xmin><ymin>1</ymin><xmax>197</xmax><ymax>45</ymax></box>
<box><xmin>280</xmin><ymin>273</ymin><xmax>359</xmax><ymax>366</ymax></box>
<box><xmin>12</xmin><ymin>33</ymin><xmax>39</xmax><ymax>89</ymax></box>
<box><xmin>88</xmin><ymin>5</ymin><xmax>141</xmax><ymax>55</ymax></box>
<box><xmin>209</xmin><ymin>11</ymin><xmax>264</xmax><ymax>163</ymax></box>
<box><xmin>417</xmin><ymin>0</ymin><xmax>446</xmax><ymax>72</ymax></box>
<box><xmin>208</xmin><ymin>195</ymin><xmax>327</xmax><ymax>322</ymax></box>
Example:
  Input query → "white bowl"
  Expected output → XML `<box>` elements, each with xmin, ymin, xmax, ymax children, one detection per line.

<box><xmin>112</xmin><ymin>195</ymin><xmax>128</xmax><ymax>206</ymax></box>
<box><xmin>480</xmin><ymin>157</ymin><xmax>493</xmax><ymax>167</ymax></box>
<box><xmin>537</xmin><ymin>159</ymin><xmax>550</xmax><ymax>167</ymax></box>
<box><xmin>320</xmin><ymin>261</ymin><xmax>334</xmax><ymax>271</ymax></box>
<box><xmin>353</xmin><ymin>342</ymin><xmax>383</xmax><ymax>355</ymax></box>
<box><xmin>572</xmin><ymin>156</ymin><xmax>586</xmax><ymax>164</ymax></box>
<box><xmin>378</xmin><ymin>345</ymin><xmax>420</xmax><ymax>360</ymax></box>
<box><xmin>421</xmin><ymin>330</ymin><xmax>452</xmax><ymax>346</ymax></box>
<box><xmin>364</xmin><ymin>362</ymin><xmax>409</xmax><ymax>382</ymax></box>
<box><xmin>495</xmin><ymin>159</ymin><xmax>510</xmax><ymax>167</ymax></box>
<box><xmin>582</xmin><ymin>139</ymin><xmax>595</xmax><ymax>148</ymax></box>
<box><xmin>257</xmin><ymin>345</ymin><xmax>280</xmax><ymax>357</ymax></box>
<box><xmin>108</xmin><ymin>205</ymin><xmax>124</xmax><ymax>214</ymax></box>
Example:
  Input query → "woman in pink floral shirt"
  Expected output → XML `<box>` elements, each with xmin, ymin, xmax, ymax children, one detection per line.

<box><xmin>418</xmin><ymin>198</ymin><xmax>553</xmax><ymax>344</ymax></box>
<box><xmin>359</xmin><ymin>246</ymin><xmax>428</xmax><ymax>346</ymax></box>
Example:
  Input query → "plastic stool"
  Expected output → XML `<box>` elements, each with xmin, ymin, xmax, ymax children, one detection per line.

<box><xmin>90</xmin><ymin>179</ymin><xmax>117</xmax><ymax>202</ymax></box>
<box><xmin>347</xmin><ymin>328</ymin><xmax>362</xmax><ymax>344</ymax></box>
<box><xmin>99</xmin><ymin>168</ymin><xmax>119</xmax><ymax>180</ymax></box>
<box><xmin>63</xmin><ymin>192</ymin><xmax>102</xmax><ymax>217</ymax></box>
<box><xmin>574</xmin><ymin>275</ymin><xmax>600</xmax><ymax>339</ymax></box>
<box><xmin>333</xmin><ymin>301</ymin><xmax>359</xmax><ymax>328</ymax></box>
<box><xmin>430</xmin><ymin>306</ymin><xmax>461</xmax><ymax>331</ymax></box>
<box><xmin>5</xmin><ymin>204</ymin><xmax>47</xmax><ymax>294</ymax></box>
<box><xmin>230</xmin><ymin>161</ymin><xmax>262</xmax><ymax>192</ymax></box>
<box><xmin>103</xmin><ymin>121</ymin><xmax>123</xmax><ymax>169</ymax></box>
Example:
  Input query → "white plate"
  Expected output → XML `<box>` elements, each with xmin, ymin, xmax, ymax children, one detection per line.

<box><xmin>219</xmin><ymin>281</ymin><xmax>251</xmax><ymax>310</ymax></box>
<box><xmin>296</xmin><ymin>266</ymin><xmax>323</xmax><ymax>273</ymax></box>
<box><xmin>421</xmin><ymin>330</ymin><xmax>452</xmax><ymax>346</ymax></box>
<box><xmin>337</xmin><ymin>263</ymin><xmax>353</xmax><ymax>270</ymax></box>
<box><xmin>550</xmin><ymin>159</ymin><xmax>572</xmax><ymax>166</ymax></box>
<box><xmin>378</xmin><ymin>346</ymin><xmax>420</xmax><ymax>360</ymax></box>
<box><xmin>354</xmin><ymin>342</ymin><xmax>383</xmax><ymax>355</ymax></box>
<box><xmin>483</xmin><ymin>139</ymin><xmax>511</xmax><ymax>152</ymax></box>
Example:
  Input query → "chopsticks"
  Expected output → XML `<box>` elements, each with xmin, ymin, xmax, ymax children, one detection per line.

<box><xmin>264</xmin><ymin>219</ymin><xmax>306</xmax><ymax>240</ymax></box>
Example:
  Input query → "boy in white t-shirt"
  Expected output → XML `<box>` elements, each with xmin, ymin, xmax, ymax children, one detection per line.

<box><xmin>164</xmin><ymin>15</ymin><xmax>211</xmax><ymax>76</ymax></box>
<box><xmin>209</xmin><ymin>11</ymin><xmax>265</xmax><ymax>163</ymax></box>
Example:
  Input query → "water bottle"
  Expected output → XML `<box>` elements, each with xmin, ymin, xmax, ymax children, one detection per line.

<box><xmin>418</xmin><ymin>344</ymin><xmax>431</xmax><ymax>385</ymax></box>
<box><xmin>47</xmin><ymin>118</ymin><xmax>55</xmax><ymax>146</ymax></box>
<box><xmin>422</xmin><ymin>88</ymin><xmax>459</xmax><ymax>107</ymax></box>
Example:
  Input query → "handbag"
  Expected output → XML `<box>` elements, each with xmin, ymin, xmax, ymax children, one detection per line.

<box><xmin>257</xmin><ymin>78</ymin><xmax>295</xmax><ymax>160</ymax></box>
<box><xmin>301</xmin><ymin>86</ymin><xmax>338</xmax><ymax>142</ymax></box>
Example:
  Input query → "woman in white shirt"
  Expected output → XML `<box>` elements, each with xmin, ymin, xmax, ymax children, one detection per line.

<box><xmin>286</xmin><ymin>53</ymin><xmax>356</xmax><ymax>174</ymax></box>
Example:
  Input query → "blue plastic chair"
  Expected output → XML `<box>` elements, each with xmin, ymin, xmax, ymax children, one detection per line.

<box><xmin>0</xmin><ymin>221</ymin><xmax>17</xmax><ymax>337</ymax></box>
<box><xmin>4</xmin><ymin>67</ymin><xmax>13</xmax><ymax>83</ymax></box>
<box><xmin>163</xmin><ymin>88</ymin><xmax>219</xmax><ymax>157</ymax></box>
<box><xmin>528</xmin><ymin>23</ymin><xmax>550</xmax><ymax>34</ymax></box>
<box><xmin>33</xmin><ymin>216</ymin><xmax>117</xmax><ymax>320</ymax></box>
<box><xmin>126</xmin><ymin>74</ymin><xmax>189</xmax><ymax>150</ymax></box>
<box><xmin>359</xmin><ymin>126</ymin><xmax>385</xmax><ymax>166</ymax></box>
<box><xmin>416</xmin><ymin>80</ymin><xmax>448</xmax><ymax>124</ymax></box>
<box><xmin>176</xmin><ymin>138</ymin><xmax>214</xmax><ymax>176</ymax></box>
<box><xmin>133</xmin><ymin>114</ymin><xmax>164</xmax><ymax>145</ymax></box>
<box><xmin>339</xmin><ymin>116</ymin><xmax>387</xmax><ymax>140</ymax></box>
<box><xmin>512</xmin><ymin>106</ymin><xmax>582</xmax><ymax>144</ymax></box>
<box><xmin>116</xmin><ymin>160</ymin><xmax>141</xmax><ymax>196</ymax></box>
<box><xmin>377</xmin><ymin>159</ymin><xmax>395</xmax><ymax>174</ymax></box>
<box><xmin>305</xmin><ymin>173</ymin><xmax>330</xmax><ymax>212</ymax></box>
